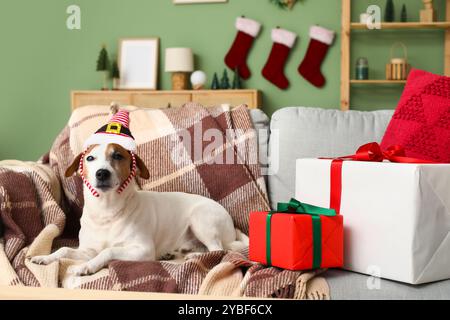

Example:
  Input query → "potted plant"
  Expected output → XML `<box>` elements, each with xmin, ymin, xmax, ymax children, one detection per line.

<box><xmin>96</xmin><ymin>45</ymin><xmax>110</xmax><ymax>90</ymax></box>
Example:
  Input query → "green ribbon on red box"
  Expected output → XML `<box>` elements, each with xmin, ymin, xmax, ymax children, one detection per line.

<box><xmin>265</xmin><ymin>198</ymin><xmax>336</xmax><ymax>269</ymax></box>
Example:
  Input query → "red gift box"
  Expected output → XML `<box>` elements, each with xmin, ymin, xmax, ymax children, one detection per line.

<box><xmin>249</xmin><ymin>199</ymin><xmax>344</xmax><ymax>271</ymax></box>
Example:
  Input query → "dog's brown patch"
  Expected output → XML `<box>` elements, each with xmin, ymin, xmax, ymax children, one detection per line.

<box><xmin>106</xmin><ymin>144</ymin><xmax>133</xmax><ymax>184</ymax></box>
<box><xmin>135</xmin><ymin>154</ymin><xmax>150</xmax><ymax>179</ymax></box>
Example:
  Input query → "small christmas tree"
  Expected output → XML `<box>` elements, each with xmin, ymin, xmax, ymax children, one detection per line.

<box><xmin>385</xmin><ymin>0</ymin><xmax>395</xmax><ymax>22</ymax></box>
<box><xmin>96</xmin><ymin>45</ymin><xmax>110</xmax><ymax>90</ymax></box>
<box><xmin>220</xmin><ymin>69</ymin><xmax>231</xmax><ymax>90</ymax></box>
<box><xmin>232</xmin><ymin>67</ymin><xmax>242</xmax><ymax>89</ymax></box>
<box><xmin>400</xmin><ymin>4</ymin><xmax>407</xmax><ymax>22</ymax></box>
<box><xmin>211</xmin><ymin>73</ymin><xmax>220</xmax><ymax>90</ymax></box>
<box><xmin>111</xmin><ymin>60</ymin><xmax>120</xmax><ymax>90</ymax></box>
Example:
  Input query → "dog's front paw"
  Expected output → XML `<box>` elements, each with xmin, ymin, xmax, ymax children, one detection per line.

<box><xmin>71</xmin><ymin>262</ymin><xmax>102</xmax><ymax>276</ymax></box>
<box><xmin>30</xmin><ymin>255</ymin><xmax>57</xmax><ymax>265</ymax></box>
<box><xmin>71</xmin><ymin>263</ymin><xmax>94</xmax><ymax>276</ymax></box>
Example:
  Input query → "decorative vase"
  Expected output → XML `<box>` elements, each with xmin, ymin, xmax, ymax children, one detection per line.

<box><xmin>420</xmin><ymin>0</ymin><xmax>436</xmax><ymax>23</ymax></box>
<box><xmin>356</xmin><ymin>57</ymin><xmax>369</xmax><ymax>80</ymax></box>
<box><xmin>171</xmin><ymin>72</ymin><xmax>189</xmax><ymax>90</ymax></box>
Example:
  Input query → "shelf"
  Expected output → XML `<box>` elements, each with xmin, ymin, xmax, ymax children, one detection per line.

<box><xmin>351</xmin><ymin>22</ymin><xmax>450</xmax><ymax>30</ymax></box>
<box><xmin>350</xmin><ymin>80</ymin><xmax>407</xmax><ymax>84</ymax></box>
<box><xmin>341</xmin><ymin>0</ymin><xmax>450</xmax><ymax>111</ymax></box>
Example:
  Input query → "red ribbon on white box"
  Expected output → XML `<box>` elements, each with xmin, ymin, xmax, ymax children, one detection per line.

<box><xmin>327</xmin><ymin>142</ymin><xmax>437</xmax><ymax>214</ymax></box>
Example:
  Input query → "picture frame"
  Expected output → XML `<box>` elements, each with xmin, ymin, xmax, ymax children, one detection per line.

<box><xmin>173</xmin><ymin>0</ymin><xmax>227</xmax><ymax>4</ymax></box>
<box><xmin>118</xmin><ymin>38</ymin><xmax>159</xmax><ymax>90</ymax></box>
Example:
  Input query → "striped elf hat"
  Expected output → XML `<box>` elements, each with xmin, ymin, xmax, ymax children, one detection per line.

<box><xmin>83</xmin><ymin>109</ymin><xmax>136</xmax><ymax>152</ymax></box>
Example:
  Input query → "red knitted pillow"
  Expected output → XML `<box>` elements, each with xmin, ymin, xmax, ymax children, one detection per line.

<box><xmin>381</xmin><ymin>69</ymin><xmax>450</xmax><ymax>163</ymax></box>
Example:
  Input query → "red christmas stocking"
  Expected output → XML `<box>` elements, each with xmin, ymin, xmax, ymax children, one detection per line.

<box><xmin>225</xmin><ymin>17</ymin><xmax>262</xmax><ymax>80</ymax></box>
<box><xmin>262</xmin><ymin>28</ymin><xmax>297</xmax><ymax>90</ymax></box>
<box><xmin>298</xmin><ymin>26</ymin><xmax>335</xmax><ymax>88</ymax></box>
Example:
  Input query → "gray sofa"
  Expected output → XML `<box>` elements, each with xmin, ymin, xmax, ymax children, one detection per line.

<box><xmin>251</xmin><ymin>106</ymin><xmax>450</xmax><ymax>300</ymax></box>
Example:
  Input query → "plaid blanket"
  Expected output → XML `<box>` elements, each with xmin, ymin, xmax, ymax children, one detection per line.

<box><xmin>0</xmin><ymin>104</ymin><xmax>330</xmax><ymax>299</ymax></box>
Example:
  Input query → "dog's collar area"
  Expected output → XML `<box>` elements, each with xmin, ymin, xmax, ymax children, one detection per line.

<box><xmin>79</xmin><ymin>149</ymin><xmax>137</xmax><ymax>198</ymax></box>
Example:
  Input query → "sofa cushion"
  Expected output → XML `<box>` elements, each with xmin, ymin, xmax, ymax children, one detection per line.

<box><xmin>328</xmin><ymin>269</ymin><xmax>450</xmax><ymax>300</ymax></box>
<box><xmin>381</xmin><ymin>69</ymin><xmax>450</xmax><ymax>163</ymax></box>
<box><xmin>267</xmin><ymin>106</ymin><xmax>393</xmax><ymax>207</ymax></box>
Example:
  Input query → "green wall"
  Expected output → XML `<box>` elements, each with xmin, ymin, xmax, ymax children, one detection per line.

<box><xmin>0</xmin><ymin>0</ymin><xmax>447</xmax><ymax>160</ymax></box>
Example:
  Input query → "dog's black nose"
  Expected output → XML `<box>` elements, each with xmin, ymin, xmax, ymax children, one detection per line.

<box><xmin>96</xmin><ymin>169</ymin><xmax>111</xmax><ymax>181</ymax></box>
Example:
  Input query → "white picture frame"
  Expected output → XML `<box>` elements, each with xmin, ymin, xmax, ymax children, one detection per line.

<box><xmin>119</xmin><ymin>38</ymin><xmax>159</xmax><ymax>90</ymax></box>
<box><xmin>174</xmin><ymin>0</ymin><xmax>227</xmax><ymax>4</ymax></box>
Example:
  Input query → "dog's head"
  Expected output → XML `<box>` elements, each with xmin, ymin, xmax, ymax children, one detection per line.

<box><xmin>65</xmin><ymin>143</ymin><xmax>149</xmax><ymax>193</ymax></box>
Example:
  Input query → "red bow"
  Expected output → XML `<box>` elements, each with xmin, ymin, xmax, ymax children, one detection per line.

<box><xmin>328</xmin><ymin>143</ymin><xmax>435</xmax><ymax>214</ymax></box>
<box><xmin>337</xmin><ymin>142</ymin><xmax>435</xmax><ymax>164</ymax></box>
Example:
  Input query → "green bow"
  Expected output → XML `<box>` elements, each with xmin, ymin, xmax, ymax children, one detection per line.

<box><xmin>266</xmin><ymin>198</ymin><xmax>336</xmax><ymax>269</ymax></box>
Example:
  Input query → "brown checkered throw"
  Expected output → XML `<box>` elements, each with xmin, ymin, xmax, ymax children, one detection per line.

<box><xmin>0</xmin><ymin>103</ymin><xmax>329</xmax><ymax>299</ymax></box>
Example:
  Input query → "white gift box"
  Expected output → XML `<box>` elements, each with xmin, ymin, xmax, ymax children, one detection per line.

<box><xmin>295</xmin><ymin>159</ymin><xmax>450</xmax><ymax>284</ymax></box>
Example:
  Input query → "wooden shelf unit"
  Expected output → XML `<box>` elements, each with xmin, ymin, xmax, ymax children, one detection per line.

<box><xmin>351</xmin><ymin>22</ymin><xmax>450</xmax><ymax>30</ymax></box>
<box><xmin>340</xmin><ymin>0</ymin><xmax>450</xmax><ymax>110</ymax></box>
<box><xmin>71</xmin><ymin>89</ymin><xmax>261</xmax><ymax>111</ymax></box>
<box><xmin>350</xmin><ymin>79</ymin><xmax>407</xmax><ymax>84</ymax></box>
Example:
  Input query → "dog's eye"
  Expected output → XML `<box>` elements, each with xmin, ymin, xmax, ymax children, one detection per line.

<box><xmin>86</xmin><ymin>156</ymin><xmax>95</xmax><ymax>162</ymax></box>
<box><xmin>112</xmin><ymin>153</ymin><xmax>124</xmax><ymax>161</ymax></box>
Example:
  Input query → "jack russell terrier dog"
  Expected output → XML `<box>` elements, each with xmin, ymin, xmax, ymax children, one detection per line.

<box><xmin>31</xmin><ymin>108</ymin><xmax>248</xmax><ymax>276</ymax></box>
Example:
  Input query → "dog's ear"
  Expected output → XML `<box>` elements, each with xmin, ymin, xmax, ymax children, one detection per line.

<box><xmin>135</xmin><ymin>154</ymin><xmax>150</xmax><ymax>179</ymax></box>
<box><xmin>65</xmin><ymin>153</ymin><xmax>83</xmax><ymax>178</ymax></box>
